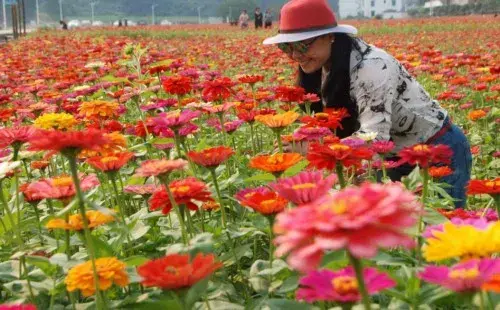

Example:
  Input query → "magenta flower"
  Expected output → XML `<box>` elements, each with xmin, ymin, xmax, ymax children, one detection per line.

<box><xmin>418</xmin><ymin>258</ymin><xmax>500</xmax><ymax>292</ymax></box>
<box><xmin>0</xmin><ymin>304</ymin><xmax>37</xmax><ymax>310</ymax></box>
<box><xmin>270</xmin><ymin>171</ymin><xmax>337</xmax><ymax>205</ymax></box>
<box><xmin>297</xmin><ymin>267</ymin><xmax>396</xmax><ymax>303</ymax></box>
<box><xmin>371</xmin><ymin>140</ymin><xmax>395</xmax><ymax>154</ymax></box>
<box><xmin>293</xmin><ymin>126</ymin><xmax>332</xmax><ymax>142</ymax></box>
<box><xmin>202</xmin><ymin>102</ymin><xmax>236</xmax><ymax>114</ymax></box>
<box><xmin>207</xmin><ymin>118</ymin><xmax>244</xmax><ymax>134</ymax></box>
<box><xmin>273</xmin><ymin>183</ymin><xmax>421</xmax><ymax>272</ymax></box>
<box><xmin>123</xmin><ymin>184</ymin><xmax>159</xmax><ymax>196</ymax></box>
<box><xmin>151</xmin><ymin>110</ymin><xmax>201</xmax><ymax>131</ymax></box>
<box><xmin>423</xmin><ymin>217</ymin><xmax>491</xmax><ymax>239</ymax></box>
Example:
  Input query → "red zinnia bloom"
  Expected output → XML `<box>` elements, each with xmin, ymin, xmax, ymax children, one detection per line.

<box><xmin>307</xmin><ymin>142</ymin><xmax>374</xmax><ymax>170</ymax></box>
<box><xmin>0</xmin><ymin>126</ymin><xmax>37</xmax><ymax>149</ymax></box>
<box><xmin>303</xmin><ymin>93</ymin><xmax>321</xmax><ymax>103</ymax></box>
<box><xmin>371</xmin><ymin>141</ymin><xmax>395</xmax><ymax>155</ymax></box>
<box><xmin>237</xmin><ymin>110</ymin><xmax>257</xmax><ymax>123</ymax></box>
<box><xmin>428</xmin><ymin>166</ymin><xmax>453</xmax><ymax>178</ymax></box>
<box><xmin>137</xmin><ymin>253</ymin><xmax>222</xmax><ymax>289</ymax></box>
<box><xmin>238</xmin><ymin>75</ymin><xmax>264</xmax><ymax>85</ymax></box>
<box><xmin>467</xmin><ymin>178</ymin><xmax>500</xmax><ymax>196</ymax></box>
<box><xmin>86</xmin><ymin>152</ymin><xmax>134</xmax><ymax>172</ymax></box>
<box><xmin>149</xmin><ymin>177</ymin><xmax>213</xmax><ymax>214</ymax></box>
<box><xmin>300</xmin><ymin>112</ymin><xmax>343</xmax><ymax>131</ymax></box>
<box><xmin>135</xmin><ymin>159</ymin><xmax>187</xmax><ymax>178</ymax></box>
<box><xmin>202</xmin><ymin>77</ymin><xmax>234</xmax><ymax>102</ymax></box>
<box><xmin>187</xmin><ymin>146</ymin><xmax>234</xmax><ymax>168</ymax></box>
<box><xmin>161</xmin><ymin>76</ymin><xmax>192</xmax><ymax>96</ymax></box>
<box><xmin>28</xmin><ymin>129</ymin><xmax>108</xmax><ymax>153</ymax></box>
<box><xmin>397</xmin><ymin>144</ymin><xmax>453</xmax><ymax>168</ymax></box>
<box><xmin>274</xmin><ymin>85</ymin><xmax>305</xmax><ymax>103</ymax></box>
<box><xmin>235</xmin><ymin>187</ymin><xmax>288</xmax><ymax>215</ymax></box>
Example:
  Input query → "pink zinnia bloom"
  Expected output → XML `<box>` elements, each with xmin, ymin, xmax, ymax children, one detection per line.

<box><xmin>297</xmin><ymin>267</ymin><xmax>396</xmax><ymax>303</ymax></box>
<box><xmin>302</xmin><ymin>93</ymin><xmax>321</xmax><ymax>103</ymax></box>
<box><xmin>371</xmin><ymin>140</ymin><xmax>395</xmax><ymax>154</ymax></box>
<box><xmin>419</xmin><ymin>258</ymin><xmax>500</xmax><ymax>292</ymax></box>
<box><xmin>0</xmin><ymin>304</ymin><xmax>37</xmax><ymax>310</ymax></box>
<box><xmin>26</xmin><ymin>174</ymin><xmax>100</xmax><ymax>201</ymax></box>
<box><xmin>153</xmin><ymin>143</ymin><xmax>175</xmax><ymax>151</ymax></box>
<box><xmin>293</xmin><ymin>126</ymin><xmax>332</xmax><ymax>142</ymax></box>
<box><xmin>423</xmin><ymin>217</ymin><xmax>491</xmax><ymax>239</ymax></box>
<box><xmin>135</xmin><ymin>159</ymin><xmax>187</xmax><ymax>178</ymax></box>
<box><xmin>151</xmin><ymin>110</ymin><xmax>201</xmax><ymax>131</ymax></box>
<box><xmin>202</xmin><ymin>102</ymin><xmax>236</xmax><ymax>114</ymax></box>
<box><xmin>0</xmin><ymin>126</ymin><xmax>37</xmax><ymax>148</ymax></box>
<box><xmin>207</xmin><ymin>119</ymin><xmax>244</xmax><ymax>134</ymax></box>
<box><xmin>274</xmin><ymin>183</ymin><xmax>421</xmax><ymax>272</ymax></box>
<box><xmin>124</xmin><ymin>184</ymin><xmax>159</xmax><ymax>196</ymax></box>
<box><xmin>270</xmin><ymin>171</ymin><xmax>337</xmax><ymax>205</ymax></box>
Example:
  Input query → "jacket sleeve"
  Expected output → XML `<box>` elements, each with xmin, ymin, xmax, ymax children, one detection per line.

<box><xmin>351</xmin><ymin>58</ymin><xmax>398</xmax><ymax>141</ymax></box>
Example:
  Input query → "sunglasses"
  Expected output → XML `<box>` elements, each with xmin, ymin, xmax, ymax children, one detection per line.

<box><xmin>277</xmin><ymin>37</ymin><xmax>319</xmax><ymax>55</ymax></box>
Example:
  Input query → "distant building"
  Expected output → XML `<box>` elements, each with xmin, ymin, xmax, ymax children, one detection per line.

<box><xmin>339</xmin><ymin>0</ymin><xmax>407</xmax><ymax>18</ymax></box>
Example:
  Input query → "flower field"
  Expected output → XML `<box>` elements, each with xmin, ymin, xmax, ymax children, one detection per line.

<box><xmin>0</xmin><ymin>15</ymin><xmax>498</xmax><ymax>309</ymax></box>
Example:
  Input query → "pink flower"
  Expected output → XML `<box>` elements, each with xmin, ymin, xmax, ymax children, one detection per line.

<box><xmin>296</xmin><ymin>267</ymin><xmax>396</xmax><ymax>303</ymax></box>
<box><xmin>0</xmin><ymin>126</ymin><xmax>37</xmax><ymax>148</ymax></box>
<box><xmin>273</xmin><ymin>183</ymin><xmax>421</xmax><ymax>272</ymax></box>
<box><xmin>293</xmin><ymin>126</ymin><xmax>332</xmax><ymax>142</ymax></box>
<box><xmin>135</xmin><ymin>159</ymin><xmax>187</xmax><ymax>178</ymax></box>
<box><xmin>123</xmin><ymin>184</ymin><xmax>159</xmax><ymax>196</ymax></box>
<box><xmin>302</xmin><ymin>93</ymin><xmax>321</xmax><ymax>103</ymax></box>
<box><xmin>150</xmin><ymin>110</ymin><xmax>201</xmax><ymax>131</ymax></box>
<box><xmin>0</xmin><ymin>304</ymin><xmax>37</xmax><ymax>310</ymax></box>
<box><xmin>423</xmin><ymin>217</ymin><xmax>491</xmax><ymax>239</ymax></box>
<box><xmin>202</xmin><ymin>102</ymin><xmax>236</xmax><ymax>114</ymax></box>
<box><xmin>207</xmin><ymin>119</ymin><xmax>244</xmax><ymax>134</ymax></box>
<box><xmin>153</xmin><ymin>143</ymin><xmax>175</xmax><ymax>151</ymax></box>
<box><xmin>26</xmin><ymin>174</ymin><xmax>99</xmax><ymax>201</ymax></box>
<box><xmin>418</xmin><ymin>258</ymin><xmax>500</xmax><ymax>292</ymax></box>
<box><xmin>371</xmin><ymin>141</ymin><xmax>395</xmax><ymax>154</ymax></box>
<box><xmin>270</xmin><ymin>171</ymin><xmax>337</xmax><ymax>205</ymax></box>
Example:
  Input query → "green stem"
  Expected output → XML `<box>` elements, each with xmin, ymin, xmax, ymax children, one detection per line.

<box><xmin>210</xmin><ymin>169</ymin><xmax>227</xmax><ymax>228</ymax></box>
<box><xmin>479</xmin><ymin>291</ymin><xmax>485</xmax><ymax>310</ymax></box>
<box><xmin>381</xmin><ymin>155</ymin><xmax>387</xmax><ymax>180</ymax></box>
<box><xmin>162</xmin><ymin>179</ymin><xmax>188</xmax><ymax>245</ymax></box>
<box><xmin>336</xmin><ymin>162</ymin><xmax>346</xmax><ymax>188</ymax></box>
<box><xmin>305</xmin><ymin>102</ymin><xmax>311</xmax><ymax>115</ymax></box>
<box><xmin>275</xmin><ymin>129</ymin><xmax>283</xmax><ymax>153</ymax></box>
<box><xmin>493</xmin><ymin>195</ymin><xmax>500</xmax><ymax>220</ymax></box>
<box><xmin>65</xmin><ymin>213</ymin><xmax>71</xmax><ymax>260</ymax></box>
<box><xmin>173</xmin><ymin>131</ymin><xmax>184</xmax><ymax>159</ymax></box>
<box><xmin>109</xmin><ymin>174</ymin><xmax>133</xmax><ymax>252</ymax></box>
<box><xmin>249</xmin><ymin>123</ymin><xmax>256</xmax><ymax>156</ymax></box>
<box><xmin>267</xmin><ymin>215</ymin><xmax>275</xmax><ymax>295</ymax></box>
<box><xmin>21</xmin><ymin>256</ymin><xmax>36</xmax><ymax>302</ymax></box>
<box><xmin>31</xmin><ymin>203</ymin><xmax>44</xmax><ymax>245</ymax></box>
<box><xmin>0</xmin><ymin>181</ymin><xmax>22</xmax><ymax>247</ymax></box>
<box><xmin>217</xmin><ymin>114</ymin><xmax>227</xmax><ymax>145</ymax></box>
<box><xmin>348</xmin><ymin>253</ymin><xmax>371</xmax><ymax>310</ymax></box>
<box><xmin>416</xmin><ymin>167</ymin><xmax>429</xmax><ymax>264</ymax></box>
<box><xmin>65</xmin><ymin>153</ymin><xmax>104</xmax><ymax>310</ymax></box>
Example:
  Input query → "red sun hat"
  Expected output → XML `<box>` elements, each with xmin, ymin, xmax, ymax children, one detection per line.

<box><xmin>263</xmin><ymin>0</ymin><xmax>357</xmax><ymax>45</ymax></box>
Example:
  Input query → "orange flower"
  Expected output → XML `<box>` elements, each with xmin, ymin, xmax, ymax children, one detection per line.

<box><xmin>28</xmin><ymin>129</ymin><xmax>108</xmax><ymax>153</ymax></box>
<box><xmin>255</xmin><ymin>111</ymin><xmax>299</xmax><ymax>128</ymax></box>
<box><xmin>428</xmin><ymin>166</ymin><xmax>453</xmax><ymax>178</ymax></box>
<box><xmin>468</xmin><ymin>109</ymin><xmax>487</xmax><ymax>121</ymax></box>
<box><xmin>86</xmin><ymin>152</ymin><xmax>134</xmax><ymax>172</ymax></box>
<box><xmin>307</xmin><ymin>142</ymin><xmax>373</xmax><ymax>170</ymax></box>
<box><xmin>80</xmin><ymin>132</ymin><xmax>127</xmax><ymax>157</ymax></box>
<box><xmin>482</xmin><ymin>274</ymin><xmax>500</xmax><ymax>293</ymax></box>
<box><xmin>238</xmin><ymin>74</ymin><xmax>264</xmax><ymax>85</ymax></box>
<box><xmin>235</xmin><ymin>187</ymin><xmax>288</xmax><ymax>215</ymax></box>
<box><xmin>46</xmin><ymin>210</ymin><xmax>115</xmax><ymax>231</ymax></box>
<box><xmin>138</xmin><ymin>253</ymin><xmax>222</xmax><ymax>289</ymax></box>
<box><xmin>79</xmin><ymin>100</ymin><xmax>119</xmax><ymax>119</ymax></box>
<box><xmin>187</xmin><ymin>146</ymin><xmax>234</xmax><ymax>168</ymax></box>
<box><xmin>249</xmin><ymin>153</ymin><xmax>303</xmax><ymax>173</ymax></box>
<box><xmin>467</xmin><ymin>178</ymin><xmax>500</xmax><ymax>196</ymax></box>
<box><xmin>162</xmin><ymin>75</ymin><xmax>192</xmax><ymax>96</ymax></box>
<box><xmin>65</xmin><ymin>257</ymin><xmax>129</xmax><ymax>296</ymax></box>
<box><xmin>202</xmin><ymin>201</ymin><xmax>220</xmax><ymax>211</ymax></box>
<box><xmin>30</xmin><ymin>160</ymin><xmax>50</xmax><ymax>170</ymax></box>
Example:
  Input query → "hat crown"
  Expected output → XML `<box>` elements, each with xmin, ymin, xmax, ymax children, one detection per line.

<box><xmin>280</xmin><ymin>0</ymin><xmax>337</xmax><ymax>33</ymax></box>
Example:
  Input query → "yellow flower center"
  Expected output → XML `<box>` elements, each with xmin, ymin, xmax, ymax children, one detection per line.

<box><xmin>52</xmin><ymin>176</ymin><xmax>73</xmax><ymax>187</ymax></box>
<box><xmin>322</xmin><ymin>199</ymin><xmax>348</xmax><ymax>215</ymax></box>
<box><xmin>165</xmin><ymin>266</ymin><xmax>179</xmax><ymax>275</ymax></box>
<box><xmin>485</xmin><ymin>180</ymin><xmax>500</xmax><ymax>188</ymax></box>
<box><xmin>332</xmin><ymin>276</ymin><xmax>358</xmax><ymax>295</ymax></box>
<box><xmin>413</xmin><ymin>144</ymin><xmax>430</xmax><ymax>152</ymax></box>
<box><xmin>101</xmin><ymin>156</ymin><xmax>119</xmax><ymax>163</ymax></box>
<box><xmin>173</xmin><ymin>185</ymin><xmax>190</xmax><ymax>194</ymax></box>
<box><xmin>449</xmin><ymin>267</ymin><xmax>479</xmax><ymax>280</ymax></box>
<box><xmin>329</xmin><ymin>144</ymin><xmax>350</xmax><ymax>152</ymax></box>
<box><xmin>292</xmin><ymin>183</ymin><xmax>316</xmax><ymax>190</ymax></box>
<box><xmin>266</xmin><ymin>154</ymin><xmax>285</xmax><ymax>165</ymax></box>
<box><xmin>261</xmin><ymin>199</ymin><xmax>277</xmax><ymax>211</ymax></box>
<box><xmin>315</xmin><ymin>113</ymin><xmax>329</xmax><ymax>120</ymax></box>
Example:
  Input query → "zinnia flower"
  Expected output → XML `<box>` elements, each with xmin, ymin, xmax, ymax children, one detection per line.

<box><xmin>274</xmin><ymin>86</ymin><xmax>305</xmax><ymax>103</ymax></box>
<box><xmin>150</xmin><ymin>110</ymin><xmax>201</xmax><ymax>132</ymax></box>
<box><xmin>149</xmin><ymin>177</ymin><xmax>213</xmax><ymax>214</ymax></box>
<box><xmin>34</xmin><ymin>113</ymin><xmax>77</xmax><ymax>130</ymax></box>
<box><xmin>307</xmin><ymin>142</ymin><xmax>373</xmax><ymax>170</ymax></box>
<box><xmin>124</xmin><ymin>184</ymin><xmax>158</xmax><ymax>196</ymax></box>
<box><xmin>422</xmin><ymin>221</ymin><xmax>500</xmax><ymax>262</ymax></box>
<box><xmin>270</xmin><ymin>171</ymin><xmax>337</xmax><ymax>205</ymax></box>
<box><xmin>397</xmin><ymin>144</ymin><xmax>453</xmax><ymax>168</ymax></box>
<box><xmin>0</xmin><ymin>304</ymin><xmax>37</xmax><ymax>310</ymax></box>
<box><xmin>0</xmin><ymin>161</ymin><xmax>21</xmax><ymax>180</ymax></box>
<box><xmin>134</xmin><ymin>159</ymin><xmax>187</xmax><ymax>178</ymax></box>
<box><xmin>0</xmin><ymin>126</ymin><xmax>37</xmax><ymax>149</ymax></box>
<box><xmin>46</xmin><ymin>210</ymin><xmax>115</xmax><ymax>231</ymax></box>
<box><xmin>202</xmin><ymin>77</ymin><xmax>234</xmax><ymax>102</ymax></box>
<box><xmin>28</xmin><ymin>129</ymin><xmax>109</xmax><ymax>154</ymax></box>
<box><xmin>26</xmin><ymin>174</ymin><xmax>100</xmax><ymax>201</ymax></box>
<box><xmin>187</xmin><ymin>146</ymin><xmax>234</xmax><ymax>168</ymax></box>
<box><xmin>296</xmin><ymin>267</ymin><xmax>396</xmax><ymax>303</ymax></box>
<box><xmin>468</xmin><ymin>109</ymin><xmax>487</xmax><ymax>121</ymax></box>
<box><xmin>467</xmin><ymin>178</ymin><xmax>500</xmax><ymax>196</ymax></box>
<box><xmin>86</xmin><ymin>152</ymin><xmax>134</xmax><ymax>172</ymax></box>
<box><xmin>371</xmin><ymin>140</ymin><xmax>395</xmax><ymax>154</ymax></box>
<box><xmin>418</xmin><ymin>258</ymin><xmax>500</xmax><ymax>292</ymax></box>
<box><xmin>79</xmin><ymin>100</ymin><xmax>119</xmax><ymax>119</ymax></box>
<box><xmin>65</xmin><ymin>257</ymin><xmax>129</xmax><ymax>296</ymax></box>
<box><xmin>293</xmin><ymin>126</ymin><xmax>332</xmax><ymax>141</ymax></box>
<box><xmin>162</xmin><ymin>76</ymin><xmax>193</xmax><ymax>96</ymax></box>
<box><xmin>249</xmin><ymin>153</ymin><xmax>303</xmax><ymax>174</ymax></box>
<box><xmin>428</xmin><ymin>166</ymin><xmax>453</xmax><ymax>178</ymax></box>
<box><xmin>301</xmin><ymin>112</ymin><xmax>344</xmax><ymax>130</ymax></box>
<box><xmin>235</xmin><ymin>187</ymin><xmax>288</xmax><ymax>215</ymax></box>
<box><xmin>238</xmin><ymin>75</ymin><xmax>264</xmax><ymax>85</ymax></box>
<box><xmin>274</xmin><ymin>183</ymin><xmax>421</xmax><ymax>272</ymax></box>
<box><xmin>255</xmin><ymin>111</ymin><xmax>299</xmax><ymax>128</ymax></box>
<box><xmin>137</xmin><ymin>253</ymin><xmax>222</xmax><ymax>289</ymax></box>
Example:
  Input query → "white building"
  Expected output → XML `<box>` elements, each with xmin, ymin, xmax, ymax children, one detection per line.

<box><xmin>363</xmin><ymin>0</ymin><xmax>405</xmax><ymax>17</ymax></box>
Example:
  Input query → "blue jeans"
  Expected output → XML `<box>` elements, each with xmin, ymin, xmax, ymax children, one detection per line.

<box><xmin>385</xmin><ymin>119</ymin><xmax>472</xmax><ymax>208</ymax></box>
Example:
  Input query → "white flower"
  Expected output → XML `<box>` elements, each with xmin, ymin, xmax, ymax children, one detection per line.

<box><xmin>356</xmin><ymin>131</ymin><xmax>378</xmax><ymax>142</ymax></box>
<box><xmin>0</xmin><ymin>161</ymin><xmax>21</xmax><ymax>179</ymax></box>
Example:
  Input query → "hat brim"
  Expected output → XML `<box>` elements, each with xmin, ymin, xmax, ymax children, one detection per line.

<box><xmin>262</xmin><ymin>24</ymin><xmax>357</xmax><ymax>45</ymax></box>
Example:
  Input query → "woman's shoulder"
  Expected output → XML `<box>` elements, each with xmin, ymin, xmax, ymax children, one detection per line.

<box><xmin>350</xmin><ymin>40</ymin><xmax>400</xmax><ymax>77</ymax></box>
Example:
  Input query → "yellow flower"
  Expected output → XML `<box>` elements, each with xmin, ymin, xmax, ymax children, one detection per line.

<box><xmin>255</xmin><ymin>111</ymin><xmax>299</xmax><ymax>128</ymax></box>
<box><xmin>34</xmin><ymin>113</ymin><xmax>77</xmax><ymax>130</ymax></box>
<box><xmin>65</xmin><ymin>257</ymin><xmax>129</xmax><ymax>296</ymax></box>
<box><xmin>79</xmin><ymin>100</ymin><xmax>119</xmax><ymax>119</ymax></box>
<box><xmin>79</xmin><ymin>132</ymin><xmax>127</xmax><ymax>158</ymax></box>
<box><xmin>423</xmin><ymin>221</ymin><xmax>500</xmax><ymax>262</ymax></box>
<box><xmin>46</xmin><ymin>210</ymin><xmax>115</xmax><ymax>231</ymax></box>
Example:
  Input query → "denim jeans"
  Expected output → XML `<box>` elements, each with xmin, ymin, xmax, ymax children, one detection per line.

<box><xmin>384</xmin><ymin>119</ymin><xmax>472</xmax><ymax>208</ymax></box>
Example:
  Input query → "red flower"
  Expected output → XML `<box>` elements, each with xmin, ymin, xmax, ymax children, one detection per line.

<box><xmin>237</xmin><ymin>110</ymin><xmax>257</xmax><ymax>123</ymax></box>
<box><xmin>238</xmin><ymin>75</ymin><xmax>264</xmax><ymax>85</ymax></box>
<box><xmin>161</xmin><ymin>76</ymin><xmax>192</xmax><ymax>96</ymax></box>
<box><xmin>0</xmin><ymin>126</ymin><xmax>37</xmax><ymax>149</ymax></box>
<box><xmin>428</xmin><ymin>166</ymin><xmax>453</xmax><ymax>178</ymax></box>
<box><xmin>300</xmin><ymin>112</ymin><xmax>345</xmax><ymax>130</ymax></box>
<box><xmin>397</xmin><ymin>144</ymin><xmax>453</xmax><ymax>168</ymax></box>
<box><xmin>274</xmin><ymin>86</ymin><xmax>305</xmax><ymax>103</ymax></box>
<box><xmin>187</xmin><ymin>146</ymin><xmax>234</xmax><ymax>168</ymax></box>
<box><xmin>235</xmin><ymin>187</ymin><xmax>288</xmax><ymax>215</ymax></box>
<box><xmin>202</xmin><ymin>77</ymin><xmax>234</xmax><ymax>102</ymax></box>
<box><xmin>28</xmin><ymin>129</ymin><xmax>109</xmax><ymax>153</ymax></box>
<box><xmin>303</xmin><ymin>93</ymin><xmax>321</xmax><ymax>103</ymax></box>
<box><xmin>467</xmin><ymin>178</ymin><xmax>500</xmax><ymax>196</ymax></box>
<box><xmin>86</xmin><ymin>152</ymin><xmax>134</xmax><ymax>172</ymax></box>
<box><xmin>307</xmin><ymin>142</ymin><xmax>374</xmax><ymax>170</ymax></box>
<box><xmin>149</xmin><ymin>177</ymin><xmax>213</xmax><ymax>214</ymax></box>
<box><xmin>137</xmin><ymin>253</ymin><xmax>222</xmax><ymax>289</ymax></box>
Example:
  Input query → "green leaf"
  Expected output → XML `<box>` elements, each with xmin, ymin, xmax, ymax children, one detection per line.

<box><xmin>123</xmin><ymin>256</ymin><xmax>149</xmax><ymax>267</ymax></box>
<box><xmin>283</xmin><ymin>160</ymin><xmax>309</xmax><ymax>177</ymax></box>
<box><xmin>423</xmin><ymin>207</ymin><xmax>447</xmax><ymax>225</ymax></box>
<box><xmin>25</xmin><ymin>256</ymin><xmax>58</xmax><ymax>277</ymax></box>
<box><xmin>91</xmin><ymin>235</ymin><xmax>115</xmax><ymax>258</ymax></box>
<box><xmin>194</xmin><ymin>300</ymin><xmax>244</xmax><ymax>310</ymax></box>
<box><xmin>101</xmin><ymin>74</ymin><xmax>130</xmax><ymax>84</ymax></box>
<box><xmin>130</xmin><ymin>221</ymin><xmax>150</xmax><ymax>240</ymax></box>
<box><xmin>185</xmin><ymin>278</ymin><xmax>209</xmax><ymax>308</ymax></box>
<box><xmin>244</xmin><ymin>173</ymin><xmax>276</xmax><ymax>184</ymax></box>
<box><xmin>261</xmin><ymin>299</ymin><xmax>312</xmax><ymax>310</ymax></box>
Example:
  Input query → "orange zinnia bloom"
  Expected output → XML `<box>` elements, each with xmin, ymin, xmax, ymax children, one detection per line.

<box><xmin>46</xmin><ymin>210</ymin><xmax>115</xmax><ymax>231</ymax></box>
<box><xmin>65</xmin><ymin>257</ymin><xmax>129</xmax><ymax>296</ymax></box>
<box><xmin>79</xmin><ymin>100</ymin><xmax>119</xmax><ymax>119</ymax></box>
<box><xmin>482</xmin><ymin>274</ymin><xmax>500</xmax><ymax>293</ymax></box>
<box><xmin>30</xmin><ymin>160</ymin><xmax>50</xmax><ymax>170</ymax></box>
<box><xmin>187</xmin><ymin>146</ymin><xmax>234</xmax><ymax>168</ymax></box>
<box><xmin>86</xmin><ymin>152</ymin><xmax>134</xmax><ymax>172</ymax></box>
<box><xmin>467</xmin><ymin>178</ymin><xmax>500</xmax><ymax>196</ymax></box>
<box><xmin>255</xmin><ymin>111</ymin><xmax>299</xmax><ymax>128</ymax></box>
<box><xmin>249</xmin><ymin>153</ymin><xmax>303</xmax><ymax>173</ymax></box>
<box><xmin>307</xmin><ymin>142</ymin><xmax>373</xmax><ymax>170</ymax></box>
<box><xmin>235</xmin><ymin>187</ymin><xmax>288</xmax><ymax>215</ymax></box>
<box><xmin>138</xmin><ymin>253</ymin><xmax>222</xmax><ymax>289</ymax></box>
<box><xmin>468</xmin><ymin>109</ymin><xmax>487</xmax><ymax>121</ymax></box>
<box><xmin>428</xmin><ymin>166</ymin><xmax>453</xmax><ymax>178</ymax></box>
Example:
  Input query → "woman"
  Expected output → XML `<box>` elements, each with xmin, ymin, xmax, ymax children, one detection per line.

<box><xmin>255</xmin><ymin>7</ymin><xmax>263</xmax><ymax>29</ymax></box>
<box><xmin>239</xmin><ymin>10</ymin><xmax>249</xmax><ymax>29</ymax></box>
<box><xmin>264</xmin><ymin>9</ymin><xmax>273</xmax><ymax>29</ymax></box>
<box><xmin>263</xmin><ymin>0</ymin><xmax>472</xmax><ymax>207</ymax></box>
